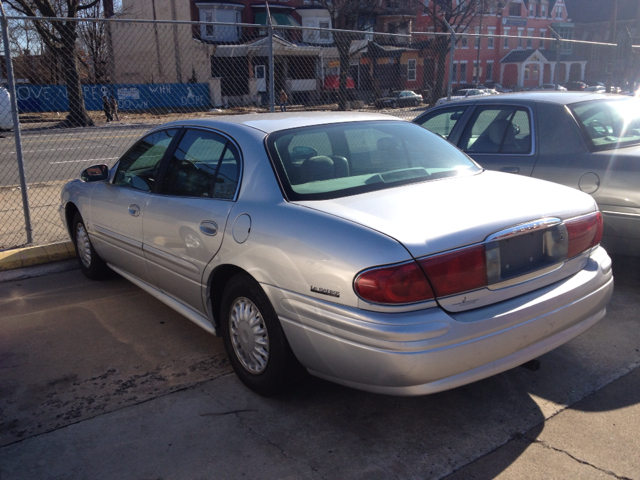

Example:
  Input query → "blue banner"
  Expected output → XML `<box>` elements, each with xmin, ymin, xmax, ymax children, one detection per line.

<box><xmin>15</xmin><ymin>83</ymin><xmax>210</xmax><ymax>113</ymax></box>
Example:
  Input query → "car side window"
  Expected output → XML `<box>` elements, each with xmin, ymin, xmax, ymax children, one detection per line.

<box><xmin>160</xmin><ymin>129</ymin><xmax>239</xmax><ymax>199</ymax></box>
<box><xmin>461</xmin><ymin>106</ymin><xmax>532</xmax><ymax>154</ymax></box>
<box><xmin>114</xmin><ymin>129</ymin><xmax>178</xmax><ymax>191</ymax></box>
<box><xmin>417</xmin><ymin>106</ymin><xmax>468</xmax><ymax>139</ymax></box>
<box><xmin>537</xmin><ymin>102</ymin><xmax>586</xmax><ymax>155</ymax></box>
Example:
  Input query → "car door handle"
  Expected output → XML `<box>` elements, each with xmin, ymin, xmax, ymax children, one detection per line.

<box><xmin>501</xmin><ymin>167</ymin><xmax>520</xmax><ymax>174</ymax></box>
<box><xmin>128</xmin><ymin>204</ymin><xmax>140</xmax><ymax>217</ymax></box>
<box><xmin>199</xmin><ymin>220</ymin><xmax>218</xmax><ymax>236</ymax></box>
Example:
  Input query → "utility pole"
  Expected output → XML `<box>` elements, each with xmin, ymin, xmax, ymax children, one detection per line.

<box><xmin>606</xmin><ymin>0</ymin><xmax>618</xmax><ymax>92</ymax></box>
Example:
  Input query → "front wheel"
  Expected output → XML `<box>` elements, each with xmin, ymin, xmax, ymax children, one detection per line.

<box><xmin>72</xmin><ymin>212</ymin><xmax>110</xmax><ymax>280</ymax></box>
<box><xmin>220</xmin><ymin>273</ymin><xmax>306</xmax><ymax>396</ymax></box>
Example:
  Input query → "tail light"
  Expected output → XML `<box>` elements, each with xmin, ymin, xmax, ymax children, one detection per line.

<box><xmin>566</xmin><ymin>212</ymin><xmax>603</xmax><ymax>258</ymax></box>
<box><xmin>355</xmin><ymin>212</ymin><xmax>603</xmax><ymax>305</ymax></box>
<box><xmin>418</xmin><ymin>245</ymin><xmax>487</xmax><ymax>297</ymax></box>
<box><xmin>354</xmin><ymin>261</ymin><xmax>434</xmax><ymax>305</ymax></box>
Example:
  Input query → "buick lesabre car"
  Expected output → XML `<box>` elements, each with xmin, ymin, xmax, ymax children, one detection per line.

<box><xmin>60</xmin><ymin>113</ymin><xmax>613</xmax><ymax>397</ymax></box>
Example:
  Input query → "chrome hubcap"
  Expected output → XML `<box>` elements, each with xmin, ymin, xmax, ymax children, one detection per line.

<box><xmin>76</xmin><ymin>223</ymin><xmax>92</xmax><ymax>269</ymax></box>
<box><xmin>229</xmin><ymin>297</ymin><xmax>269</xmax><ymax>374</ymax></box>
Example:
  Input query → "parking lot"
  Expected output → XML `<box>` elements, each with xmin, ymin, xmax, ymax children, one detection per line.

<box><xmin>1</xmin><ymin>254</ymin><xmax>639</xmax><ymax>479</ymax></box>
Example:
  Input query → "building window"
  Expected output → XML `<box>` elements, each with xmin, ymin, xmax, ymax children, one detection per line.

<box><xmin>527</xmin><ymin>28</ymin><xmax>534</xmax><ymax>48</ymax></box>
<box><xmin>205</xmin><ymin>11</ymin><xmax>214</xmax><ymax>37</ymax></box>
<box><xmin>460</xmin><ymin>62</ymin><xmax>467</xmax><ymax>82</ymax></box>
<box><xmin>518</xmin><ymin>29</ymin><xmax>523</xmax><ymax>48</ymax></box>
<box><xmin>488</xmin><ymin>28</ymin><xmax>495</xmax><ymax>48</ymax></box>
<box><xmin>486</xmin><ymin>61</ymin><xmax>493</xmax><ymax>80</ymax></box>
<box><xmin>524</xmin><ymin>64</ymin><xmax>530</xmax><ymax>80</ymax></box>
<box><xmin>556</xmin><ymin>5</ymin><xmax>563</xmax><ymax>19</ymax></box>
<box><xmin>509</xmin><ymin>2</ymin><xmax>521</xmax><ymax>16</ymax></box>
<box><xmin>200</xmin><ymin>6</ymin><xmax>243</xmax><ymax>41</ymax></box>
<box><xmin>474</xmin><ymin>26</ymin><xmax>480</xmax><ymax>48</ymax></box>
<box><xmin>319</xmin><ymin>21</ymin><xmax>330</xmax><ymax>39</ymax></box>
<box><xmin>540</xmin><ymin>30</ymin><xmax>546</xmax><ymax>49</ymax></box>
<box><xmin>532</xmin><ymin>64</ymin><xmax>539</xmax><ymax>80</ymax></box>
<box><xmin>407</xmin><ymin>59</ymin><xmax>417</xmax><ymax>81</ymax></box>
<box><xmin>461</xmin><ymin>34</ymin><xmax>468</xmax><ymax>48</ymax></box>
<box><xmin>541</xmin><ymin>5</ymin><xmax>547</xmax><ymax>17</ymax></box>
<box><xmin>528</xmin><ymin>3</ymin><xmax>534</xmax><ymax>16</ymax></box>
<box><xmin>503</xmin><ymin>28</ymin><xmax>510</xmax><ymax>48</ymax></box>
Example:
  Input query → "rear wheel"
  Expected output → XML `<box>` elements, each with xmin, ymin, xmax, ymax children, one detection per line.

<box><xmin>220</xmin><ymin>273</ymin><xmax>305</xmax><ymax>396</ymax></box>
<box><xmin>72</xmin><ymin>212</ymin><xmax>110</xmax><ymax>280</ymax></box>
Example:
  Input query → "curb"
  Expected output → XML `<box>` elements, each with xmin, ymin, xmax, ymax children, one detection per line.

<box><xmin>0</xmin><ymin>241</ymin><xmax>76</xmax><ymax>271</ymax></box>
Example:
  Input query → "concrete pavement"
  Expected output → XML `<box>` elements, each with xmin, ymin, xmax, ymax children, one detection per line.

<box><xmin>0</xmin><ymin>257</ymin><xmax>639</xmax><ymax>479</ymax></box>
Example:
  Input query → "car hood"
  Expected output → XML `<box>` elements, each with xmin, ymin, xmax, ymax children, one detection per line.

<box><xmin>294</xmin><ymin>170</ymin><xmax>597</xmax><ymax>258</ymax></box>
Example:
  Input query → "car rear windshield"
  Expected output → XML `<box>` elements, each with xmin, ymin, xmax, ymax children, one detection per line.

<box><xmin>570</xmin><ymin>98</ymin><xmax>640</xmax><ymax>151</ymax></box>
<box><xmin>266</xmin><ymin>120</ymin><xmax>480</xmax><ymax>200</ymax></box>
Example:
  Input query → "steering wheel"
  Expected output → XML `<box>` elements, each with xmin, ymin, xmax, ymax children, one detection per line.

<box><xmin>587</xmin><ymin>120</ymin><xmax>607</xmax><ymax>138</ymax></box>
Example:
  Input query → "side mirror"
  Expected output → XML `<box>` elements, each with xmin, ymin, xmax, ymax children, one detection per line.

<box><xmin>80</xmin><ymin>164</ymin><xmax>109</xmax><ymax>182</ymax></box>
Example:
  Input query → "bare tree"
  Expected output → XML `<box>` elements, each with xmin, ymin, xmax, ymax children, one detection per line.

<box><xmin>420</xmin><ymin>0</ymin><xmax>504</xmax><ymax>101</ymax></box>
<box><xmin>5</xmin><ymin>0</ymin><xmax>101</xmax><ymax>127</ymax></box>
<box><xmin>319</xmin><ymin>0</ymin><xmax>420</xmax><ymax>110</ymax></box>
<box><xmin>77</xmin><ymin>2</ymin><xmax>107</xmax><ymax>83</ymax></box>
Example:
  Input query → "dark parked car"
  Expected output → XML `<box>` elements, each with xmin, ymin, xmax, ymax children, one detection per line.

<box><xmin>563</xmin><ymin>81</ymin><xmax>588</xmax><ymax>91</ymax></box>
<box><xmin>375</xmin><ymin>90</ymin><xmax>423</xmax><ymax>108</ymax></box>
<box><xmin>413</xmin><ymin>92</ymin><xmax>640</xmax><ymax>256</ymax></box>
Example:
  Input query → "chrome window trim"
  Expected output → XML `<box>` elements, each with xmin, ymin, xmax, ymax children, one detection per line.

<box><xmin>152</xmin><ymin>125</ymin><xmax>244</xmax><ymax>202</ymax></box>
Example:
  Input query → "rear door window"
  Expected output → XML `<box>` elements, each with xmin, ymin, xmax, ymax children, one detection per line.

<box><xmin>461</xmin><ymin>106</ymin><xmax>532</xmax><ymax>154</ymax></box>
<box><xmin>159</xmin><ymin>129</ymin><xmax>240</xmax><ymax>199</ymax></box>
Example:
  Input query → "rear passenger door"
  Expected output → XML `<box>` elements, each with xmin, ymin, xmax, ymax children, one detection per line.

<box><xmin>458</xmin><ymin>105</ymin><xmax>538</xmax><ymax>176</ymax></box>
<box><xmin>143</xmin><ymin>128</ymin><xmax>241</xmax><ymax>314</ymax></box>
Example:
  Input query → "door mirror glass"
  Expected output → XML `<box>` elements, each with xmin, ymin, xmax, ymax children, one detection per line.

<box><xmin>80</xmin><ymin>164</ymin><xmax>109</xmax><ymax>182</ymax></box>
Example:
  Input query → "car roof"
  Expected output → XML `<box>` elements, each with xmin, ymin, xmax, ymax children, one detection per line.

<box><xmin>158</xmin><ymin>111</ymin><xmax>402</xmax><ymax>134</ymax></box>
<box><xmin>444</xmin><ymin>91</ymin><xmax>627</xmax><ymax>106</ymax></box>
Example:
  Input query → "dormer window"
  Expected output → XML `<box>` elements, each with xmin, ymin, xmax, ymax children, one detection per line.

<box><xmin>197</xmin><ymin>3</ymin><xmax>244</xmax><ymax>42</ymax></box>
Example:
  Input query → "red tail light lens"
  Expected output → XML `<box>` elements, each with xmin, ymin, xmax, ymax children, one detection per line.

<box><xmin>566</xmin><ymin>212</ymin><xmax>603</xmax><ymax>258</ymax></box>
<box><xmin>419</xmin><ymin>245</ymin><xmax>487</xmax><ymax>297</ymax></box>
<box><xmin>354</xmin><ymin>261</ymin><xmax>435</xmax><ymax>305</ymax></box>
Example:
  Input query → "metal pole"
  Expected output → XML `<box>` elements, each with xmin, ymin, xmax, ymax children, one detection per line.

<box><xmin>0</xmin><ymin>2</ymin><xmax>33</xmax><ymax>244</ymax></box>
<box><xmin>266</xmin><ymin>2</ymin><xmax>275</xmax><ymax>113</ymax></box>
<box><xmin>475</xmin><ymin>10</ymin><xmax>484</xmax><ymax>85</ymax></box>
<box><xmin>550</xmin><ymin>28</ymin><xmax>561</xmax><ymax>91</ymax></box>
<box><xmin>443</xmin><ymin>20</ymin><xmax>455</xmax><ymax>101</ymax></box>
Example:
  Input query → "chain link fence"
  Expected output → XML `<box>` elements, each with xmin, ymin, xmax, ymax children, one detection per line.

<box><xmin>0</xmin><ymin>16</ymin><xmax>632</xmax><ymax>251</ymax></box>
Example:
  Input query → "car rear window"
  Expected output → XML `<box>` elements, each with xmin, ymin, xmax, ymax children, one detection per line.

<box><xmin>570</xmin><ymin>99</ymin><xmax>640</xmax><ymax>151</ymax></box>
<box><xmin>266</xmin><ymin>121</ymin><xmax>480</xmax><ymax>201</ymax></box>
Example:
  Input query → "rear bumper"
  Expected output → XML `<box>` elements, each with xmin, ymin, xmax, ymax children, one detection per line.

<box><xmin>266</xmin><ymin>247</ymin><xmax>613</xmax><ymax>396</ymax></box>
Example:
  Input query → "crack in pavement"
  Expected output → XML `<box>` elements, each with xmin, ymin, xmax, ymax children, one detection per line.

<box><xmin>532</xmin><ymin>439</ymin><xmax>633</xmax><ymax>480</ymax></box>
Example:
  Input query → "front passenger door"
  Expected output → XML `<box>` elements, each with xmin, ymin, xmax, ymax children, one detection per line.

<box><xmin>89</xmin><ymin>129</ymin><xmax>178</xmax><ymax>282</ymax></box>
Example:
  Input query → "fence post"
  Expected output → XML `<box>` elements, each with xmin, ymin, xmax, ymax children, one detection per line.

<box><xmin>267</xmin><ymin>2</ymin><xmax>275</xmax><ymax>113</ymax></box>
<box><xmin>443</xmin><ymin>20</ymin><xmax>455</xmax><ymax>101</ymax></box>
<box><xmin>0</xmin><ymin>6</ymin><xmax>33</xmax><ymax>244</ymax></box>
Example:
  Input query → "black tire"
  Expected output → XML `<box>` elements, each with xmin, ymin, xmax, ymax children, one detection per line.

<box><xmin>220</xmin><ymin>273</ymin><xmax>306</xmax><ymax>396</ymax></box>
<box><xmin>72</xmin><ymin>212</ymin><xmax>110</xmax><ymax>280</ymax></box>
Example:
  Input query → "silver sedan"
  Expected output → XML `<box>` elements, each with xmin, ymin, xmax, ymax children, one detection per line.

<box><xmin>60</xmin><ymin>112</ymin><xmax>613</xmax><ymax>396</ymax></box>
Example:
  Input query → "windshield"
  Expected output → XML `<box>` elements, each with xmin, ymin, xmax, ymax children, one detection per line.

<box><xmin>570</xmin><ymin>99</ymin><xmax>640</xmax><ymax>150</ymax></box>
<box><xmin>266</xmin><ymin>121</ymin><xmax>480</xmax><ymax>201</ymax></box>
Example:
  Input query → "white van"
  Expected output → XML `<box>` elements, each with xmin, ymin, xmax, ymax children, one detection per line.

<box><xmin>0</xmin><ymin>87</ymin><xmax>14</xmax><ymax>130</ymax></box>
